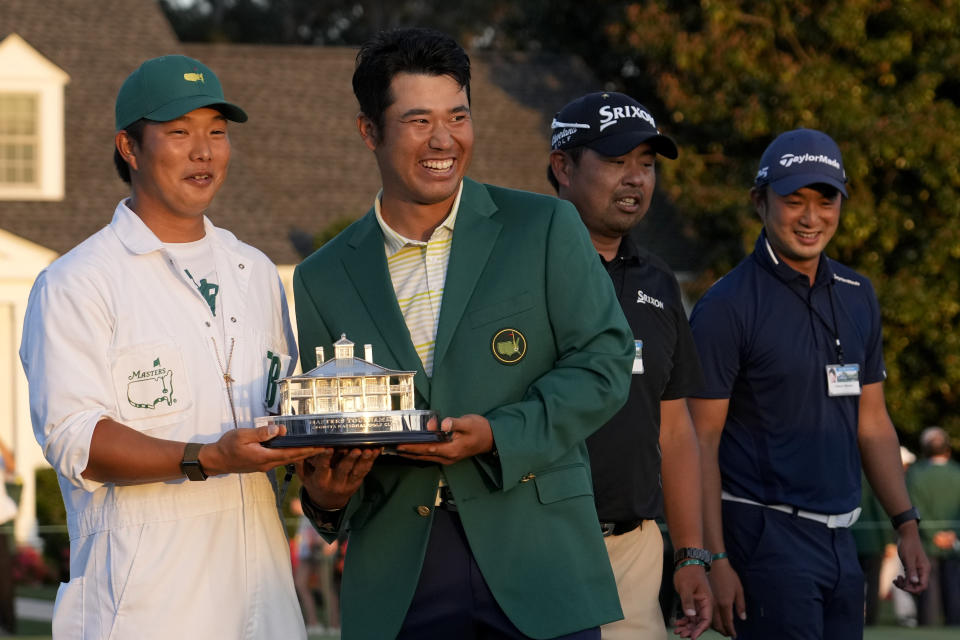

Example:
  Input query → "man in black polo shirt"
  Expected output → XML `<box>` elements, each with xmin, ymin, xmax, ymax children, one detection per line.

<box><xmin>689</xmin><ymin>128</ymin><xmax>929</xmax><ymax>639</ymax></box>
<box><xmin>549</xmin><ymin>92</ymin><xmax>712</xmax><ymax>639</ymax></box>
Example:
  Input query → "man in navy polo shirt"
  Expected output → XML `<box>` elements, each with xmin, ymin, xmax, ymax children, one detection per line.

<box><xmin>689</xmin><ymin>128</ymin><xmax>929</xmax><ymax>639</ymax></box>
<box><xmin>549</xmin><ymin>92</ymin><xmax>712</xmax><ymax>639</ymax></box>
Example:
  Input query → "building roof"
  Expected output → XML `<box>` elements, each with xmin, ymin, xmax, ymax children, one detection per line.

<box><xmin>294</xmin><ymin>334</ymin><xmax>414</xmax><ymax>379</ymax></box>
<box><xmin>295</xmin><ymin>357</ymin><xmax>413</xmax><ymax>380</ymax></box>
<box><xmin>0</xmin><ymin>0</ymin><xmax>599</xmax><ymax>265</ymax></box>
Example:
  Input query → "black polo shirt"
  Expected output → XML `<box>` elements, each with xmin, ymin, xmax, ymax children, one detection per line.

<box><xmin>690</xmin><ymin>231</ymin><xmax>887</xmax><ymax>514</ymax></box>
<box><xmin>588</xmin><ymin>236</ymin><xmax>703</xmax><ymax>523</ymax></box>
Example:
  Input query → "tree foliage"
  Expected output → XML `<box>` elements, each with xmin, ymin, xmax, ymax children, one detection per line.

<box><xmin>160</xmin><ymin>0</ymin><xmax>512</xmax><ymax>45</ymax></box>
<box><xmin>160</xmin><ymin>0</ymin><xmax>960</xmax><ymax>441</ymax></box>
<box><xmin>602</xmin><ymin>1</ymin><xmax>960</xmax><ymax>443</ymax></box>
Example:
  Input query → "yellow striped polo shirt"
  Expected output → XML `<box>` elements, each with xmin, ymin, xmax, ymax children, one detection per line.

<box><xmin>374</xmin><ymin>182</ymin><xmax>463</xmax><ymax>377</ymax></box>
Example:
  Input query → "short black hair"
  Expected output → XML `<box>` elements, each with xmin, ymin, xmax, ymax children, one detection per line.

<box><xmin>114</xmin><ymin>118</ymin><xmax>148</xmax><ymax>184</ymax></box>
<box><xmin>752</xmin><ymin>182</ymin><xmax>841</xmax><ymax>203</ymax></box>
<box><xmin>547</xmin><ymin>146</ymin><xmax>585</xmax><ymax>193</ymax></box>
<box><xmin>807</xmin><ymin>183</ymin><xmax>841</xmax><ymax>199</ymax></box>
<box><xmin>352</xmin><ymin>28</ymin><xmax>471</xmax><ymax>137</ymax></box>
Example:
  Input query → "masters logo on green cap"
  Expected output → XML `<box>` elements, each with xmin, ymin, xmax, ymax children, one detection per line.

<box><xmin>115</xmin><ymin>55</ymin><xmax>248</xmax><ymax>131</ymax></box>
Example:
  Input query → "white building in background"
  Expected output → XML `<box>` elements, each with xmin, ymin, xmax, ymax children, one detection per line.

<box><xmin>0</xmin><ymin>34</ymin><xmax>65</xmax><ymax>546</ymax></box>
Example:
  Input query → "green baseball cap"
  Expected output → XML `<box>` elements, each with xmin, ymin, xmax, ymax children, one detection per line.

<box><xmin>115</xmin><ymin>55</ymin><xmax>248</xmax><ymax>131</ymax></box>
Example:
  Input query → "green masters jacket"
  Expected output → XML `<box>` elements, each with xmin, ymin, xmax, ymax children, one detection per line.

<box><xmin>293</xmin><ymin>178</ymin><xmax>634</xmax><ymax>639</ymax></box>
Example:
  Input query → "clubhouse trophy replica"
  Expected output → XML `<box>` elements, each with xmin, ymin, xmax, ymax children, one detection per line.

<box><xmin>258</xmin><ymin>334</ymin><xmax>445</xmax><ymax>447</ymax></box>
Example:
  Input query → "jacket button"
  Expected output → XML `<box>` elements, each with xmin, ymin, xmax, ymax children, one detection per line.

<box><xmin>520</xmin><ymin>473</ymin><xmax>536</xmax><ymax>483</ymax></box>
<box><xmin>416</xmin><ymin>505</ymin><xmax>431</xmax><ymax>517</ymax></box>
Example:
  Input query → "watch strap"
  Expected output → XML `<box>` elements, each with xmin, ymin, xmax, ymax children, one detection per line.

<box><xmin>890</xmin><ymin>506</ymin><xmax>921</xmax><ymax>531</ymax></box>
<box><xmin>180</xmin><ymin>442</ymin><xmax>208</xmax><ymax>481</ymax></box>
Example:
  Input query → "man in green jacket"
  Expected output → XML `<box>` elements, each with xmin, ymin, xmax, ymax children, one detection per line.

<box><xmin>907</xmin><ymin>427</ymin><xmax>960</xmax><ymax>625</ymax></box>
<box><xmin>295</xmin><ymin>28</ymin><xmax>634</xmax><ymax>639</ymax></box>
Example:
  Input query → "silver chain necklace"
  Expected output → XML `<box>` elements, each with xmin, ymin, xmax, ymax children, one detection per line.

<box><xmin>212</xmin><ymin>336</ymin><xmax>239</xmax><ymax>429</ymax></box>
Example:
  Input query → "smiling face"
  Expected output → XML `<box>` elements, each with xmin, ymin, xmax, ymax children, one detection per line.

<box><xmin>551</xmin><ymin>144</ymin><xmax>656</xmax><ymax>256</ymax></box>
<box><xmin>118</xmin><ymin>107</ymin><xmax>230</xmax><ymax>239</ymax></box>
<box><xmin>753</xmin><ymin>185</ymin><xmax>842</xmax><ymax>281</ymax></box>
<box><xmin>359</xmin><ymin>72</ymin><xmax>473</xmax><ymax>228</ymax></box>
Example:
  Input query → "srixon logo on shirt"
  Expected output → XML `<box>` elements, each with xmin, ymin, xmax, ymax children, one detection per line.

<box><xmin>636</xmin><ymin>289</ymin><xmax>664</xmax><ymax>309</ymax></box>
<box><xmin>598</xmin><ymin>105</ymin><xmax>657</xmax><ymax>132</ymax></box>
<box><xmin>127</xmin><ymin>357</ymin><xmax>175</xmax><ymax>409</ymax></box>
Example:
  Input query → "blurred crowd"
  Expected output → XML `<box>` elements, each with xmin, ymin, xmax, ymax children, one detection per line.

<box><xmin>854</xmin><ymin>429</ymin><xmax>960</xmax><ymax>628</ymax></box>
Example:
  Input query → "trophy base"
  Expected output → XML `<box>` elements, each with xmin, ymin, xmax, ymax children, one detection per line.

<box><xmin>257</xmin><ymin>410</ymin><xmax>446</xmax><ymax>448</ymax></box>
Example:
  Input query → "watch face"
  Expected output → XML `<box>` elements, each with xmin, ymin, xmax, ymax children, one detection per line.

<box><xmin>675</xmin><ymin>547</ymin><xmax>712</xmax><ymax>564</ymax></box>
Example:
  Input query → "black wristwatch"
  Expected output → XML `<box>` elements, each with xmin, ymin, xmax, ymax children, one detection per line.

<box><xmin>891</xmin><ymin>506</ymin><xmax>921</xmax><ymax>531</ymax></box>
<box><xmin>180</xmin><ymin>442</ymin><xmax>208</xmax><ymax>481</ymax></box>
<box><xmin>674</xmin><ymin>547</ymin><xmax>713</xmax><ymax>572</ymax></box>
<box><xmin>299</xmin><ymin>486</ymin><xmax>345</xmax><ymax>533</ymax></box>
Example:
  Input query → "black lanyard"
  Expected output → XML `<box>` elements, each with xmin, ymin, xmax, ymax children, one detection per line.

<box><xmin>825</xmin><ymin>285</ymin><xmax>845</xmax><ymax>365</ymax></box>
<box><xmin>780</xmin><ymin>273</ymin><xmax>846</xmax><ymax>365</ymax></box>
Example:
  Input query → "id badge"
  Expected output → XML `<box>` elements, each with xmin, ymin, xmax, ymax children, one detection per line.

<box><xmin>826</xmin><ymin>363</ymin><xmax>861</xmax><ymax>396</ymax></box>
<box><xmin>632</xmin><ymin>340</ymin><xmax>644</xmax><ymax>375</ymax></box>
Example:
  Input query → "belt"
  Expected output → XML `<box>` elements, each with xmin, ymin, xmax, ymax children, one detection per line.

<box><xmin>600</xmin><ymin>519</ymin><xmax>643</xmax><ymax>537</ymax></box>
<box><xmin>722</xmin><ymin>491</ymin><xmax>861</xmax><ymax>529</ymax></box>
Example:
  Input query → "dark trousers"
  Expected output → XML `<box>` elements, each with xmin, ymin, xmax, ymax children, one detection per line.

<box><xmin>944</xmin><ymin>558</ymin><xmax>960</xmax><ymax>626</ymax></box>
<box><xmin>0</xmin><ymin>532</ymin><xmax>14</xmax><ymax>634</ymax></box>
<box><xmin>858</xmin><ymin>552</ymin><xmax>883</xmax><ymax>625</ymax></box>
<box><xmin>397</xmin><ymin>507</ymin><xmax>600</xmax><ymax>640</ymax></box>
<box><xmin>916</xmin><ymin>557</ymin><xmax>960</xmax><ymax>626</ymax></box>
<box><xmin>723</xmin><ymin>501</ymin><xmax>864</xmax><ymax>640</ymax></box>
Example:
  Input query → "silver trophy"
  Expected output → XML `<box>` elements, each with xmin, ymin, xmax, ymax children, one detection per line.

<box><xmin>258</xmin><ymin>334</ymin><xmax>445</xmax><ymax>447</ymax></box>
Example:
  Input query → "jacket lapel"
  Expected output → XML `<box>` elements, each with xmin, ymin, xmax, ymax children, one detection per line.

<box><xmin>342</xmin><ymin>210</ymin><xmax>430</xmax><ymax>401</ymax></box>
<box><xmin>433</xmin><ymin>179</ymin><xmax>502</xmax><ymax>370</ymax></box>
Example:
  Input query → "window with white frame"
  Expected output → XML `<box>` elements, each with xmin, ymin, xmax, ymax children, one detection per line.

<box><xmin>0</xmin><ymin>34</ymin><xmax>69</xmax><ymax>201</ymax></box>
<box><xmin>0</xmin><ymin>92</ymin><xmax>40</xmax><ymax>187</ymax></box>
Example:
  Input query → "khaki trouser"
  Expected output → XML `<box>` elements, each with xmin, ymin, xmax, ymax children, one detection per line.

<box><xmin>601</xmin><ymin>521</ymin><xmax>667</xmax><ymax>640</ymax></box>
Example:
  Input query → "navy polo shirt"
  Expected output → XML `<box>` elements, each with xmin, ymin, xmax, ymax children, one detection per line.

<box><xmin>588</xmin><ymin>236</ymin><xmax>703</xmax><ymax>523</ymax></box>
<box><xmin>690</xmin><ymin>231</ymin><xmax>886</xmax><ymax>514</ymax></box>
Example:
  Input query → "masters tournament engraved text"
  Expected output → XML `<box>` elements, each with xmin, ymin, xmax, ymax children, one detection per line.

<box><xmin>308</xmin><ymin>414</ymin><xmax>405</xmax><ymax>433</ymax></box>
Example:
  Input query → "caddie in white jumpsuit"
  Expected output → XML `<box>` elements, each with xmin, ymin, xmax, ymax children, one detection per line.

<box><xmin>19</xmin><ymin>55</ymin><xmax>322</xmax><ymax>639</ymax></box>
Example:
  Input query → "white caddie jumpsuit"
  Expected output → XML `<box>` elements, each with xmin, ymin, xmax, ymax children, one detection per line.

<box><xmin>19</xmin><ymin>201</ymin><xmax>306</xmax><ymax>639</ymax></box>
